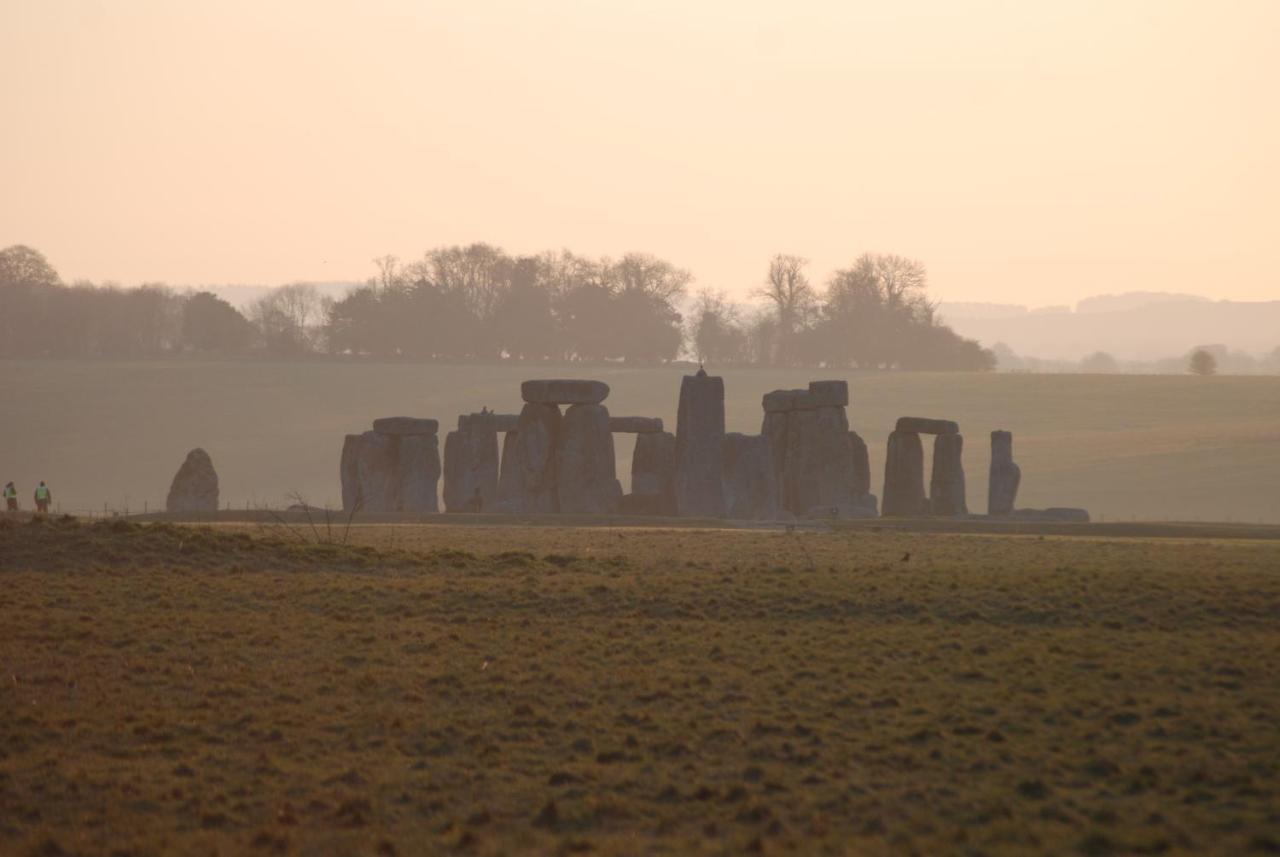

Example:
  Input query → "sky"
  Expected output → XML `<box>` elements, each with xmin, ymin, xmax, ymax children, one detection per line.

<box><xmin>3</xmin><ymin>0</ymin><xmax>1278</xmax><ymax>306</ymax></box>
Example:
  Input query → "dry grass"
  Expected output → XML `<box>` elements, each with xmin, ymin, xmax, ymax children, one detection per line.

<box><xmin>2</xmin><ymin>517</ymin><xmax>1278</xmax><ymax>855</ymax></box>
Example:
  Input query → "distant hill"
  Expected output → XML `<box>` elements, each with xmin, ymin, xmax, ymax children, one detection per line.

<box><xmin>939</xmin><ymin>292</ymin><xmax>1280</xmax><ymax>361</ymax></box>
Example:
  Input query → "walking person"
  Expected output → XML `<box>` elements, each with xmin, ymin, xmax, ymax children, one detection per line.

<box><xmin>3</xmin><ymin>481</ymin><xmax>17</xmax><ymax>512</ymax></box>
<box><xmin>33</xmin><ymin>481</ymin><xmax>52</xmax><ymax>514</ymax></box>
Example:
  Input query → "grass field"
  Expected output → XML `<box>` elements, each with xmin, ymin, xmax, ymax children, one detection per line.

<box><xmin>2</xmin><ymin>516</ymin><xmax>1278</xmax><ymax>855</ymax></box>
<box><xmin>2</xmin><ymin>359</ymin><xmax>1279</xmax><ymax>523</ymax></box>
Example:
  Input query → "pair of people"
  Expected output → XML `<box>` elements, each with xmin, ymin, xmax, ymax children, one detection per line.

<box><xmin>4</xmin><ymin>481</ymin><xmax>52</xmax><ymax>513</ymax></box>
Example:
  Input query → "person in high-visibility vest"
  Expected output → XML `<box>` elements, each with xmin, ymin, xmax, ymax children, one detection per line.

<box><xmin>3</xmin><ymin>482</ymin><xmax>16</xmax><ymax>512</ymax></box>
<box><xmin>33</xmin><ymin>481</ymin><xmax>52</xmax><ymax>514</ymax></box>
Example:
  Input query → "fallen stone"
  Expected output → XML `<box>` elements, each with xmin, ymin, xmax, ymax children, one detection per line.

<box><xmin>630</xmin><ymin>431</ymin><xmax>677</xmax><ymax>515</ymax></box>
<box><xmin>895</xmin><ymin>416</ymin><xmax>960</xmax><ymax>435</ymax></box>
<box><xmin>722</xmin><ymin>433</ymin><xmax>778</xmax><ymax>520</ymax></box>
<box><xmin>398</xmin><ymin>433</ymin><xmax>441</xmax><ymax>514</ymax></box>
<box><xmin>166</xmin><ymin>448</ymin><xmax>219</xmax><ymax>513</ymax></box>
<box><xmin>882</xmin><ymin>430</ymin><xmax>927</xmax><ymax>516</ymax></box>
<box><xmin>608</xmin><ymin>416</ymin><xmax>664</xmax><ymax>434</ymax></box>
<box><xmin>521</xmin><ymin>379</ymin><xmax>609</xmax><ymax>405</ymax></box>
<box><xmin>556</xmin><ymin>403</ymin><xmax>622</xmax><ymax>514</ymax></box>
<box><xmin>929</xmin><ymin>433</ymin><xmax>968</xmax><ymax>516</ymax></box>
<box><xmin>807</xmin><ymin>380</ymin><xmax>849</xmax><ymax>408</ymax></box>
<box><xmin>988</xmin><ymin>430</ymin><xmax>1021</xmax><ymax>517</ymax></box>
<box><xmin>676</xmin><ymin>372</ymin><xmax>726</xmax><ymax>517</ymax></box>
<box><xmin>516</xmin><ymin>403</ymin><xmax>561</xmax><ymax>513</ymax></box>
<box><xmin>356</xmin><ymin>431</ymin><xmax>399</xmax><ymax>514</ymax></box>
<box><xmin>371</xmin><ymin>417</ymin><xmax>439</xmax><ymax>436</ymax></box>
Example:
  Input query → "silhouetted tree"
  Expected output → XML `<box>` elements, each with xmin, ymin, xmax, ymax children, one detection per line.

<box><xmin>183</xmin><ymin>291</ymin><xmax>254</xmax><ymax>352</ymax></box>
<box><xmin>689</xmin><ymin>290</ymin><xmax>748</xmax><ymax>364</ymax></box>
<box><xmin>1080</xmin><ymin>351</ymin><xmax>1119</xmax><ymax>373</ymax></box>
<box><xmin>754</xmin><ymin>254</ymin><xmax>814</xmax><ymax>365</ymax></box>
<box><xmin>1188</xmin><ymin>348</ymin><xmax>1217</xmax><ymax>376</ymax></box>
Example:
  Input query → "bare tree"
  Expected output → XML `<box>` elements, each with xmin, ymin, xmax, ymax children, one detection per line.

<box><xmin>754</xmin><ymin>254</ymin><xmax>814</xmax><ymax>364</ymax></box>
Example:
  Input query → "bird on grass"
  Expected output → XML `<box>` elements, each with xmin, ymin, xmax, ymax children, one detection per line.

<box><xmin>900</xmin><ymin>551</ymin><xmax>911</xmax><ymax>562</ymax></box>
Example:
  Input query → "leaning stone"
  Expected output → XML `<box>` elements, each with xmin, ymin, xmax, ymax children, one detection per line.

<box><xmin>340</xmin><ymin>434</ymin><xmax>361</xmax><ymax>512</ymax></box>
<box><xmin>988</xmin><ymin>430</ymin><xmax>1021</xmax><ymax>517</ymax></box>
<box><xmin>807</xmin><ymin>380</ymin><xmax>849</xmax><ymax>408</ymax></box>
<box><xmin>676</xmin><ymin>372</ymin><xmax>726</xmax><ymax>517</ymax></box>
<box><xmin>515</xmin><ymin>403</ymin><xmax>561</xmax><ymax>513</ymax></box>
<box><xmin>398</xmin><ymin>434</ymin><xmax>441</xmax><ymax>514</ymax></box>
<box><xmin>895</xmin><ymin>416</ymin><xmax>959</xmax><ymax>435</ymax></box>
<box><xmin>723</xmin><ymin>433</ymin><xmax>778</xmax><ymax>520</ymax></box>
<box><xmin>356</xmin><ymin>431</ymin><xmax>399</xmax><ymax>514</ymax></box>
<box><xmin>609</xmin><ymin>416</ymin><xmax>664</xmax><ymax>434</ymax></box>
<box><xmin>166</xmin><ymin>448</ymin><xmax>219</xmax><ymax>513</ymax></box>
<box><xmin>929</xmin><ymin>433</ymin><xmax>968</xmax><ymax>516</ymax></box>
<box><xmin>882</xmin><ymin>430</ymin><xmax>927</xmax><ymax>516</ymax></box>
<box><xmin>371</xmin><ymin>417</ymin><xmax>439</xmax><ymax>436</ymax></box>
<box><xmin>556</xmin><ymin>404</ymin><xmax>622</xmax><ymax>514</ymax></box>
<box><xmin>631</xmin><ymin>431</ymin><xmax>676</xmax><ymax>515</ymax></box>
<box><xmin>521</xmin><ymin>379</ymin><xmax>609</xmax><ymax>405</ymax></box>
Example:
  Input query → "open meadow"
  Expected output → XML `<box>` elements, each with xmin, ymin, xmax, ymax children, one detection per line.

<box><xmin>2</xmin><ymin>516</ymin><xmax>1278</xmax><ymax>855</ymax></box>
<box><xmin>2</xmin><ymin>360</ymin><xmax>1279</xmax><ymax>524</ymax></box>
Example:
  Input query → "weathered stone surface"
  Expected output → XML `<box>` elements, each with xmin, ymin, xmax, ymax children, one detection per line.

<box><xmin>849</xmin><ymin>431</ymin><xmax>871</xmax><ymax>499</ymax></box>
<box><xmin>398</xmin><ymin>433</ymin><xmax>441</xmax><ymax>514</ymax></box>
<box><xmin>762</xmin><ymin>389</ymin><xmax>816</xmax><ymax>413</ymax></box>
<box><xmin>371</xmin><ymin>417</ymin><xmax>439</xmax><ymax>436</ymax></box>
<box><xmin>1012</xmin><ymin>507</ymin><xmax>1090</xmax><ymax>523</ymax></box>
<box><xmin>630</xmin><ymin>431</ymin><xmax>676</xmax><ymax>515</ymax></box>
<box><xmin>522</xmin><ymin>379</ymin><xmax>609</xmax><ymax>405</ymax></box>
<box><xmin>895</xmin><ymin>416</ymin><xmax>959</xmax><ymax>435</ymax></box>
<box><xmin>763</xmin><ymin>405</ymin><xmax>852</xmax><ymax>516</ymax></box>
<box><xmin>609</xmin><ymin>416</ymin><xmax>664</xmax><ymax>434</ymax></box>
<box><xmin>516</xmin><ymin>403</ymin><xmax>561</xmax><ymax>513</ymax></box>
<box><xmin>490</xmin><ymin>414</ymin><xmax>520</xmax><ymax>432</ymax></box>
<box><xmin>929</xmin><ymin>433</ymin><xmax>968</xmax><ymax>516</ymax></box>
<box><xmin>356</xmin><ymin>431</ymin><xmax>399</xmax><ymax>514</ymax></box>
<box><xmin>882</xmin><ymin>430</ymin><xmax>927</xmax><ymax>516</ymax></box>
<box><xmin>988</xmin><ymin>430</ymin><xmax>1021</xmax><ymax>517</ymax></box>
<box><xmin>166</xmin><ymin>448</ymin><xmax>219</xmax><ymax>513</ymax></box>
<box><xmin>619</xmin><ymin>492</ymin><xmax>671</xmax><ymax>516</ymax></box>
<box><xmin>443</xmin><ymin>421</ymin><xmax>499</xmax><ymax>513</ymax></box>
<box><xmin>808</xmin><ymin>380</ymin><xmax>849</xmax><ymax>408</ymax></box>
<box><xmin>722</xmin><ymin>433</ymin><xmax>778</xmax><ymax>520</ymax></box>
<box><xmin>467</xmin><ymin>421</ymin><xmax>500</xmax><ymax>511</ymax></box>
<box><xmin>340</xmin><ymin>435</ymin><xmax>360</xmax><ymax>512</ymax></box>
<box><xmin>556</xmin><ymin>404</ymin><xmax>622</xmax><ymax>514</ymax></box>
<box><xmin>676</xmin><ymin>373</ymin><xmax>726</xmax><ymax>517</ymax></box>
<box><xmin>494</xmin><ymin>430</ymin><xmax>524</xmax><ymax>512</ymax></box>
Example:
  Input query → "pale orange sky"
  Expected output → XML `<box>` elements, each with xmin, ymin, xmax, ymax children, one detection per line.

<box><xmin>3</xmin><ymin>0</ymin><xmax>1278</xmax><ymax>305</ymax></box>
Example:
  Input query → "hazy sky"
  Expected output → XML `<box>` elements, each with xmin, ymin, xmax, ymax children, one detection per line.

<box><xmin>4</xmin><ymin>0</ymin><xmax>1278</xmax><ymax>306</ymax></box>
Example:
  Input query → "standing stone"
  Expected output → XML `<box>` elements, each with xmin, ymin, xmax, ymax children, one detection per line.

<box><xmin>556</xmin><ymin>404</ymin><xmax>622</xmax><ymax>514</ymax></box>
<box><xmin>988</xmin><ymin>430</ymin><xmax>1022</xmax><ymax>517</ymax></box>
<box><xmin>398</xmin><ymin>434</ymin><xmax>441</xmax><ymax>514</ymax></box>
<box><xmin>930</xmin><ymin>433</ymin><xmax>968</xmax><ymax>516</ymax></box>
<box><xmin>516</xmin><ymin>402</ymin><xmax>561</xmax><ymax>513</ymax></box>
<box><xmin>849</xmin><ymin>431</ymin><xmax>870</xmax><ymax>499</ymax></box>
<box><xmin>494</xmin><ymin>430</ymin><xmax>524</xmax><ymax>512</ymax></box>
<box><xmin>626</xmin><ymin>430</ymin><xmax>677</xmax><ymax>515</ymax></box>
<box><xmin>442</xmin><ymin>431</ymin><xmax>469</xmax><ymax>512</ymax></box>
<box><xmin>882</xmin><ymin>430</ymin><xmax>927</xmax><ymax>516</ymax></box>
<box><xmin>356</xmin><ymin>431</ymin><xmax>399</xmax><ymax>514</ymax></box>
<box><xmin>466</xmin><ymin>418</ymin><xmax>500</xmax><ymax>511</ymax></box>
<box><xmin>675</xmin><ymin>372</ymin><xmax>726</xmax><ymax>518</ymax></box>
<box><xmin>166</xmin><ymin>448</ymin><xmax>219</xmax><ymax>513</ymax></box>
<box><xmin>340</xmin><ymin>435</ymin><xmax>360</xmax><ymax>512</ymax></box>
<box><xmin>723</xmin><ymin>434</ymin><xmax>778</xmax><ymax>520</ymax></box>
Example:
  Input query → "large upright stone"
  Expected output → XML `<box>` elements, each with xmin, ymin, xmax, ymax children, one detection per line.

<box><xmin>628</xmin><ymin>430</ymin><xmax>677</xmax><ymax>514</ymax></box>
<box><xmin>516</xmin><ymin>402</ymin><xmax>561</xmax><ymax>513</ymax></box>
<box><xmin>340</xmin><ymin>435</ymin><xmax>360</xmax><ymax>512</ymax></box>
<box><xmin>442</xmin><ymin>431</ymin><xmax>469</xmax><ymax>512</ymax></box>
<box><xmin>761</xmin><ymin>397</ymin><xmax>850</xmax><ymax>517</ymax></box>
<box><xmin>849</xmin><ymin>431</ymin><xmax>870</xmax><ymax>499</ymax></box>
<box><xmin>494</xmin><ymin>430</ymin><xmax>524</xmax><ymax>512</ymax></box>
<box><xmin>398</xmin><ymin>434</ymin><xmax>441</xmax><ymax>514</ymax></box>
<box><xmin>356</xmin><ymin>430</ymin><xmax>400</xmax><ymax>514</ymax></box>
<box><xmin>882</xmin><ymin>430</ymin><xmax>927</xmax><ymax>516</ymax></box>
<box><xmin>723</xmin><ymin>433</ymin><xmax>778</xmax><ymax>520</ymax></box>
<box><xmin>988</xmin><ymin>430</ymin><xmax>1022</xmax><ymax>517</ymax></box>
<box><xmin>522</xmin><ymin>379</ymin><xmax>609</xmax><ymax>405</ymax></box>
<box><xmin>930</xmin><ymin>433</ymin><xmax>967</xmax><ymax>516</ymax></box>
<box><xmin>166</xmin><ymin>448</ymin><xmax>219</xmax><ymax>513</ymax></box>
<box><xmin>556</xmin><ymin>404</ymin><xmax>622</xmax><ymax>514</ymax></box>
<box><xmin>675</xmin><ymin>372</ymin><xmax>726</xmax><ymax>518</ymax></box>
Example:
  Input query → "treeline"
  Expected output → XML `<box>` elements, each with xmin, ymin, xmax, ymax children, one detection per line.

<box><xmin>0</xmin><ymin>243</ymin><xmax>993</xmax><ymax>369</ymax></box>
